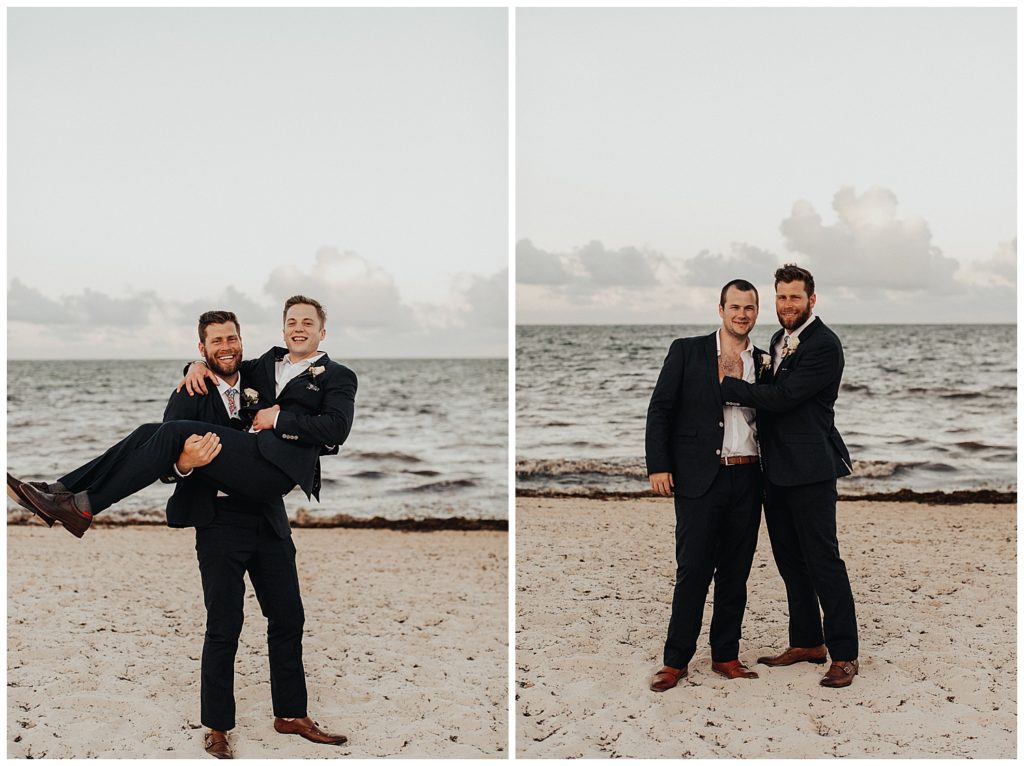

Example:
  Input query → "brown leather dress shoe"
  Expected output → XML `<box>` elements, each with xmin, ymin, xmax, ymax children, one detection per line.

<box><xmin>18</xmin><ymin>484</ymin><xmax>92</xmax><ymax>538</ymax></box>
<box><xmin>711</xmin><ymin>659</ymin><xmax>759</xmax><ymax>679</ymax></box>
<box><xmin>274</xmin><ymin>716</ymin><xmax>348</xmax><ymax>745</ymax></box>
<box><xmin>204</xmin><ymin>729</ymin><xmax>232</xmax><ymax>759</ymax></box>
<box><xmin>649</xmin><ymin>665</ymin><xmax>687</xmax><ymax>692</ymax></box>
<box><xmin>757</xmin><ymin>645</ymin><xmax>827</xmax><ymax>666</ymax></box>
<box><xmin>820</xmin><ymin>659</ymin><xmax>858</xmax><ymax>688</ymax></box>
<box><xmin>6</xmin><ymin>474</ymin><xmax>65</xmax><ymax>527</ymax></box>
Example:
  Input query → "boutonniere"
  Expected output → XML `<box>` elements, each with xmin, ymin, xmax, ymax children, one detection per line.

<box><xmin>758</xmin><ymin>354</ymin><xmax>772</xmax><ymax>374</ymax></box>
<box><xmin>242</xmin><ymin>388</ymin><xmax>260</xmax><ymax>406</ymax></box>
<box><xmin>308</xmin><ymin>365</ymin><xmax>326</xmax><ymax>378</ymax></box>
<box><xmin>782</xmin><ymin>336</ymin><xmax>800</xmax><ymax>358</ymax></box>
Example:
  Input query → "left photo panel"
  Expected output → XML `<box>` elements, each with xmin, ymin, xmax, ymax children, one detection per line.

<box><xmin>7</xmin><ymin>8</ymin><xmax>508</xmax><ymax>759</ymax></box>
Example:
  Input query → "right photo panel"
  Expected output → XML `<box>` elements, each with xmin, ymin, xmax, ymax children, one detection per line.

<box><xmin>515</xmin><ymin>7</ymin><xmax>1016</xmax><ymax>759</ymax></box>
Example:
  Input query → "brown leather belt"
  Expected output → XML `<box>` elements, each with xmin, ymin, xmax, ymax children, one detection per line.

<box><xmin>720</xmin><ymin>455</ymin><xmax>759</xmax><ymax>466</ymax></box>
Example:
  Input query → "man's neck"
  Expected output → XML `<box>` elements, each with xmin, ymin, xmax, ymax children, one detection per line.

<box><xmin>221</xmin><ymin>373</ymin><xmax>240</xmax><ymax>387</ymax></box>
<box><xmin>719</xmin><ymin>327</ymin><xmax>751</xmax><ymax>354</ymax></box>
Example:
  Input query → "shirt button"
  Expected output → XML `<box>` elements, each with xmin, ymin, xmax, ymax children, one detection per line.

<box><xmin>715</xmin><ymin>449</ymin><xmax>721</xmax><ymax>455</ymax></box>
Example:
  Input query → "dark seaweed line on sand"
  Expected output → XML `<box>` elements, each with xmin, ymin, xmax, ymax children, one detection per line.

<box><xmin>7</xmin><ymin>509</ymin><xmax>507</xmax><ymax>532</ymax></box>
<box><xmin>516</xmin><ymin>488</ymin><xmax>1016</xmax><ymax>505</ymax></box>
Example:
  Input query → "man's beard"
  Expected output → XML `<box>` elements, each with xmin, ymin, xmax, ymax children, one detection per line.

<box><xmin>777</xmin><ymin>305</ymin><xmax>811</xmax><ymax>332</ymax></box>
<box><xmin>204</xmin><ymin>353</ymin><xmax>240</xmax><ymax>378</ymax></box>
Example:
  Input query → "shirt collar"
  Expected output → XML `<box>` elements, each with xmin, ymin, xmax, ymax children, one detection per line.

<box><xmin>716</xmin><ymin>328</ymin><xmax>753</xmax><ymax>356</ymax></box>
<box><xmin>280</xmin><ymin>351</ymin><xmax>325</xmax><ymax>368</ymax></box>
<box><xmin>216</xmin><ymin>375</ymin><xmax>241</xmax><ymax>394</ymax></box>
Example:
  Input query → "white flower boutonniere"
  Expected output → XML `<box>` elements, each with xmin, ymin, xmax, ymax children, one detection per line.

<box><xmin>782</xmin><ymin>336</ymin><xmax>800</xmax><ymax>358</ymax></box>
<box><xmin>308</xmin><ymin>365</ymin><xmax>326</xmax><ymax>378</ymax></box>
<box><xmin>759</xmin><ymin>354</ymin><xmax>772</xmax><ymax>374</ymax></box>
<box><xmin>242</xmin><ymin>388</ymin><xmax>260</xmax><ymax>406</ymax></box>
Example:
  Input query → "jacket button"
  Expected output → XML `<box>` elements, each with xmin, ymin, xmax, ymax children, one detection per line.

<box><xmin>715</xmin><ymin>449</ymin><xmax>721</xmax><ymax>455</ymax></box>
<box><xmin>718</xmin><ymin>421</ymin><xmax>724</xmax><ymax>428</ymax></box>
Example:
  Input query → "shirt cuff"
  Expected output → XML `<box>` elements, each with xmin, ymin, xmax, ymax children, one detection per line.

<box><xmin>272</xmin><ymin>410</ymin><xmax>280</xmax><ymax>430</ymax></box>
<box><xmin>173</xmin><ymin>463</ymin><xmax>193</xmax><ymax>478</ymax></box>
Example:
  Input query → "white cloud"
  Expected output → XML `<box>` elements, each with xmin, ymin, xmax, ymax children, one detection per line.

<box><xmin>517</xmin><ymin>185</ymin><xmax>1016</xmax><ymax>324</ymax></box>
<box><xmin>780</xmin><ymin>186</ymin><xmax>960</xmax><ymax>291</ymax></box>
<box><xmin>8</xmin><ymin>249</ymin><xmax>507</xmax><ymax>358</ymax></box>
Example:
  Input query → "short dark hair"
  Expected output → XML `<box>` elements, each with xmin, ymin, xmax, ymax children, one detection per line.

<box><xmin>719</xmin><ymin>279</ymin><xmax>759</xmax><ymax>307</ymax></box>
<box><xmin>283</xmin><ymin>295</ymin><xmax>327</xmax><ymax>327</ymax></box>
<box><xmin>774</xmin><ymin>264</ymin><xmax>815</xmax><ymax>297</ymax></box>
<box><xmin>198</xmin><ymin>310</ymin><xmax>240</xmax><ymax>343</ymax></box>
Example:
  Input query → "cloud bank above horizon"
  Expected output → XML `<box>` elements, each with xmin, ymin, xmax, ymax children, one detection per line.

<box><xmin>9</xmin><ymin>247</ymin><xmax>508</xmax><ymax>359</ymax></box>
<box><xmin>517</xmin><ymin>186</ymin><xmax>1016</xmax><ymax>325</ymax></box>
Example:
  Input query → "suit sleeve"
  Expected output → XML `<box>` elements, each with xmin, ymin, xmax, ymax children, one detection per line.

<box><xmin>721</xmin><ymin>339</ymin><xmax>841</xmax><ymax>413</ymax></box>
<box><xmin>160</xmin><ymin>390</ymin><xmax>203</xmax><ymax>483</ymax></box>
<box><xmin>645</xmin><ymin>339</ymin><xmax>684</xmax><ymax>475</ymax></box>
<box><xmin>274</xmin><ymin>366</ymin><xmax>357</xmax><ymax>448</ymax></box>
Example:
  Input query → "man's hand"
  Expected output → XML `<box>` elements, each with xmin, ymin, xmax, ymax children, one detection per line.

<box><xmin>175</xmin><ymin>432</ymin><xmax>222</xmax><ymax>473</ymax></box>
<box><xmin>176</xmin><ymin>361</ymin><xmax>220</xmax><ymax>396</ymax></box>
<box><xmin>650</xmin><ymin>472</ymin><xmax>674</xmax><ymax>496</ymax></box>
<box><xmin>252</xmin><ymin>405</ymin><xmax>281</xmax><ymax>432</ymax></box>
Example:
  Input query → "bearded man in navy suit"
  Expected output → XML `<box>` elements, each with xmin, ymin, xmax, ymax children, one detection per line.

<box><xmin>719</xmin><ymin>264</ymin><xmax>859</xmax><ymax>689</ymax></box>
<box><xmin>8</xmin><ymin>296</ymin><xmax>356</xmax><ymax>755</ymax></box>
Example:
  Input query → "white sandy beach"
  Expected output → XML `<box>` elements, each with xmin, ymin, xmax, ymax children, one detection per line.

<box><xmin>516</xmin><ymin>497</ymin><xmax>1016</xmax><ymax>758</ymax></box>
<box><xmin>8</xmin><ymin>526</ymin><xmax>507</xmax><ymax>759</ymax></box>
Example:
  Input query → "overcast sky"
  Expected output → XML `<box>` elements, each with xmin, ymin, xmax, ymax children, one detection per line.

<box><xmin>8</xmin><ymin>8</ymin><xmax>507</xmax><ymax>358</ymax></box>
<box><xmin>517</xmin><ymin>7</ymin><xmax>1016</xmax><ymax>324</ymax></box>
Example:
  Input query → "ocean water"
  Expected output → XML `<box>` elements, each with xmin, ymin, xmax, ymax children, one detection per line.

<box><xmin>7</xmin><ymin>357</ymin><xmax>508</xmax><ymax>521</ymax></box>
<box><xmin>516</xmin><ymin>324</ymin><xmax>1017</xmax><ymax>496</ymax></box>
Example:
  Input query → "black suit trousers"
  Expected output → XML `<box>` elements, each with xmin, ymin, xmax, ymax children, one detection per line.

<box><xmin>66</xmin><ymin>421</ymin><xmax>296</xmax><ymax>514</ymax></box>
<box><xmin>195</xmin><ymin>509</ymin><xmax>307</xmax><ymax>731</ymax></box>
<box><xmin>664</xmin><ymin>464</ymin><xmax>762</xmax><ymax>668</ymax></box>
<box><xmin>763</xmin><ymin>479</ymin><xmax>858</xmax><ymax>660</ymax></box>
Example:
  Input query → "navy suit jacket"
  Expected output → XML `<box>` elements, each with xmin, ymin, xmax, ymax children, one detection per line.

<box><xmin>646</xmin><ymin>332</ymin><xmax>769</xmax><ymax>499</ymax></box>
<box><xmin>162</xmin><ymin>385</ymin><xmax>292</xmax><ymax>539</ymax></box>
<box><xmin>236</xmin><ymin>347</ymin><xmax>357</xmax><ymax>501</ymax></box>
<box><xmin>720</xmin><ymin>317</ymin><xmax>852</xmax><ymax>487</ymax></box>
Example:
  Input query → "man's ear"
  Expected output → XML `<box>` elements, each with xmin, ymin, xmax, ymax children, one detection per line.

<box><xmin>809</xmin><ymin>294</ymin><xmax>817</xmax><ymax>310</ymax></box>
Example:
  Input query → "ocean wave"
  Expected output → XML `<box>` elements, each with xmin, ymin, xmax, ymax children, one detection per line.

<box><xmin>401</xmin><ymin>478</ymin><xmax>479</xmax><ymax>493</ymax></box>
<box><xmin>349</xmin><ymin>450</ymin><xmax>423</xmax><ymax>463</ymax></box>
<box><xmin>954</xmin><ymin>441</ymin><xmax>1008</xmax><ymax>452</ymax></box>
<box><xmin>517</xmin><ymin>457</ymin><xmax>647</xmax><ymax>480</ymax></box>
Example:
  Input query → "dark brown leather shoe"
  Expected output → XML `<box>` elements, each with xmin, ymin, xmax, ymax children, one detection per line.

<box><xmin>7</xmin><ymin>474</ymin><xmax>55</xmax><ymax>526</ymax></box>
<box><xmin>711</xmin><ymin>659</ymin><xmax>759</xmax><ymax>679</ymax></box>
<box><xmin>203</xmin><ymin>729</ymin><xmax>232</xmax><ymax>759</ymax></box>
<box><xmin>757</xmin><ymin>645</ymin><xmax>827</xmax><ymax>666</ymax></box>
<box><xmin>18</xmin><ymin>484</ymin><xmax>92</xmax><ymax>538</ymax></box>
<box><xmin>820</xmin><ymin>659</ymin><xmax>858</xmax><ymax>688</ymax></box>
<box><xmin>273</xmin><ymin>716</ymin><xmax>348</xmax><ymax>745</ymax></box>
<box><xmin>649</xmin><ymin>665</ymin><xmax>688</xmax><ymax>692</ymax></box>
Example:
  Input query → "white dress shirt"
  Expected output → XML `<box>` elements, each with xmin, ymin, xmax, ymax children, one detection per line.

<box><xmin>773</xmin><ymin>313</ymin><xmax>817</xmax><ymax>373</ymax></box>
<box><xmin>717</xmin><ymin>329</ymin><xmax>758</xmax><ymax>457</ymax></box>
<box><xmin>275</xmin><ymin>352</ymin><xmax>325</xmax><ymax>397</ymax></box>
<box><xmin>173</xmin><ymin>375</ymin><xmax>242</xmax><ymax>478</ymax></box>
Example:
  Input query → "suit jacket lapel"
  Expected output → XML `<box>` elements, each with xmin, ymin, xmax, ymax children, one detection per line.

<box><xmin>705</xmin><ymin>332</ymin><xmax>720</xmax><ymax>397</ymax></box>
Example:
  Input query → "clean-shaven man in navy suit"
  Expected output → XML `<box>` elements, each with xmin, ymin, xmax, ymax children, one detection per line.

<box><xmin>719</xmin><ymin>264</ymin><xmax>859</xmax><ymax>688</ymax></box>
<box><xmin>645</xmin><ymin>279</ymin><xmax>771</xmax><ymax>692</ymax></box>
